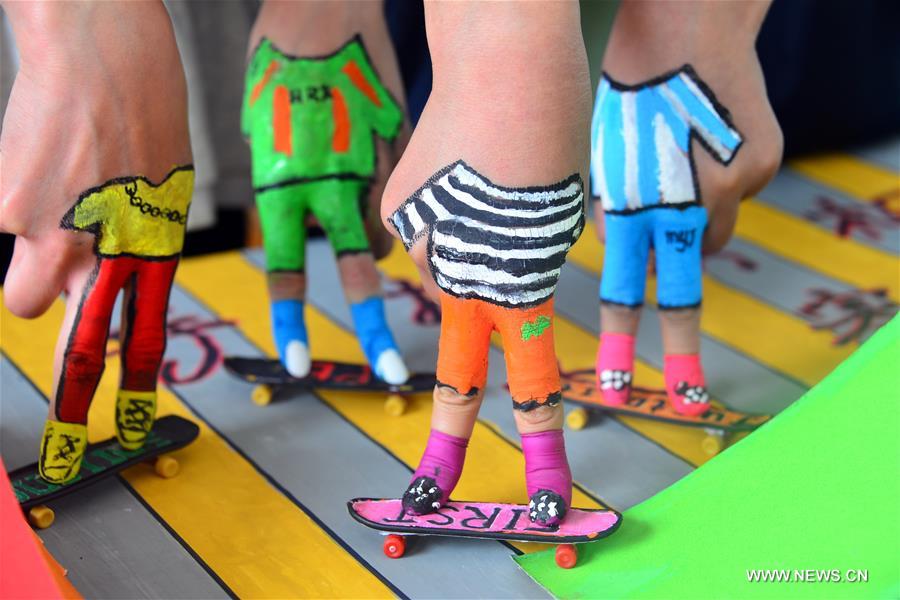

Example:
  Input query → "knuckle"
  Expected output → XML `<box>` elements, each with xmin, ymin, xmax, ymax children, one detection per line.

<box><xmin>434</xmin><ymin>384</ymin><xmax>480</xmax><ymax>407</ymax></box>
<box><xmin>516</xmin><ymin>403</ymin><xmax>559</xmax><ymax>426</ymax></box>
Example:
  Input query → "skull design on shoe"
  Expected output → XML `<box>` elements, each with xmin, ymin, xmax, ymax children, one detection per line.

<box><xmin>528</xmin><ymin>489</ymin><xmax>567</xmax><ymax>527</ymax></box>
<box><xmin>600</xmin><ymin>369</ymin><xmax>632</xmax><ymax>391</ymax></box>
<box><xmin>675</xmin><ymin>381</ymin><xmax>709</xmax><ymax>405</ymax></box>
<box><xmin>402</xmin><ymin>475</ymin><xmax>444</xmax><ymax>515</ymax></box>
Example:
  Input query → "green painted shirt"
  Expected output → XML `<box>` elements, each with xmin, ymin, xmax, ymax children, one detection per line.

<box><xmin>241</xmin><ymin>36</ymin><xmax>403</xmax><ymax>191</ymax></box>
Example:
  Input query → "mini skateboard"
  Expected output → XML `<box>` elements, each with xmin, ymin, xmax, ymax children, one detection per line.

<box><xmin>8</xmin><ymin>416</ymin><xmax>199</xmax><ymax>529</ymax></box>
<box><xmin>224</xmin><ymin>356</ymin><xmax>436</xmax><ymax>415</ymax></box>
<box><xmin>561</xmin><ymin>368</ymin><xmax>771</xmax><ymax>456</ymax></box>
<box><xmin>348</xmin><ymin>498</ymin><xmax>622</xmax><ymax>569</ymax></box>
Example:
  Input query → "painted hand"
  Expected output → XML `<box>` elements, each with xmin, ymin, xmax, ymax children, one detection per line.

<box><xmin>0</xmin><ymin>1</ymin><xmax>192</xmax><ymax>480</ymax></box>
<box><xmin>592</xmin><ymin>0</ymin><xmax>783</xmax><ymax>254</ymax></box>
<box><xmin>246</xmin><ymin>0</ymin><xmax>410</xmax><ymax>260</ymax></box>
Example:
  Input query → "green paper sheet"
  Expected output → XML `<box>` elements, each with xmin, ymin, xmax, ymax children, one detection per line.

<box><xmin>517</xmin><ymin>316</ymin><xmax>900</xmax><ymax>599</ymax></box>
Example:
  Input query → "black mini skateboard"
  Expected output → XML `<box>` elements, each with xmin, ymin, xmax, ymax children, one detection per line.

<box><xmin>224</xmin><ymin>356</ymin><xmax>436</xmax><ymax>415</ymax></box>
<box><xmin>9</xmin><ymin>415</ymin><xmax>199</xmax><ymax>529</ymax></box>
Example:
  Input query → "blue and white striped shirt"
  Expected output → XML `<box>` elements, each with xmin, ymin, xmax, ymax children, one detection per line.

<box><xmin>590</xmin><ymin>65</ymin><xmax>743</xmax><ymax>213</ymax></box>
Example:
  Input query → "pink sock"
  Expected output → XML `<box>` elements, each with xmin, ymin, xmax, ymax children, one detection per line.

<box><xmin>664</xmin><ymin>354</ymin><xmax>710</xmax><ymax>416</ymax></box>
<box><xmin>596</xmin><ymin>332</ymin><xmax>635</xmax><ymax>405</ymax></box>
<box><xmin>522</xmin><ymin>430</ymin><xmax>572</xmax><ymax>526</ymax></box>
<box><xmin>403</xmin><ymin>429</ymin><xmax>468</xmax><ymax>514</ymax></box>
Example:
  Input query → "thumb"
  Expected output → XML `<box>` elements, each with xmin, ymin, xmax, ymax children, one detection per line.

<box><xmin>3</xmin><ymin>233</ymin><xmax>91</xmax><ymax>319</ymax></box>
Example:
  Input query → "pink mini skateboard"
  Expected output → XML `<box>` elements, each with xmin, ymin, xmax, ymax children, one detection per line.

<box><xmin>348</xmin><ymin>498</ymin><xmax>622</xmax><ymax>569</ymax></box>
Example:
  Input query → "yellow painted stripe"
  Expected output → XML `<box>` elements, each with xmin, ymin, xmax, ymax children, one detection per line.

<box><xmin>734</xmin><ymin>201</ymin><xmax>899</xmax><ymax>300</ymax></box>
<box><xmin>567</xmin><ymin>221</ymin><xmax>855</xmax><ymax>386</ymax></box>
<box><xmin>175</xmin><ymin>252</ymin><xmax>606</xmax><ymax>554</ymax></box>
<box><xmin>0</xmin><ymin>292</ymin><xmax>392</xmax><ymax>599</ymax></box>
<box><xmin>789</xmin><ymin>154</ymin><xmax>899</xmax><ymax>202</ymax></box>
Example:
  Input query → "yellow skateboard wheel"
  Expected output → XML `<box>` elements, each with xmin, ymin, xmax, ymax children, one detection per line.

<box><xmin>252</xmin><ymin>384</ymin><xmax>274</xmax><ymax>406</ymax></box>
<box><xmin>154</xmin><ymin>455</ymin><xmax>180</xmax><ymax>479</ymax></box>
<box><xmin>28</xmin><ymin>505</ymin><xmax>55</xmax><ymax>529</ymax></box>
<box><xmin>384</xmin><ymin>395</ymin><xmax>408</xmax><ymax>417</ymax></box>
<box><xmin>566</xmin><ymin>408</ymin><xmax>589</xmax><ymax>431</ymax></box>
<box><xmin>701</xmin><ymin>433</ymin><xmax>726</xmax><ymax>456</ymax></box>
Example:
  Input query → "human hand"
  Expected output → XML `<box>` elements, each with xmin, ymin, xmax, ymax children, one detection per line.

<box><xmin>592</xmin><ymin>0</ymin><xmax>783</xmax><ymax>253</ymax></box>
<box><xmin>246</xmin><ymin>0</ymin><xmax>409</xmax><ymax>260</ymax></box>
<box><xmin>0</xmin><ymin>1</ymin><xmax>192</xmax><ymax>419</ymax></box>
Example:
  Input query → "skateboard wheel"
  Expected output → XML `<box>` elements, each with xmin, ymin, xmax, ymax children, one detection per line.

<box><xmin>555</xmin><ymin>544</ymin><xmax>577</xmax><ymax>569</ymax></box>
<box><xmin>566</xmin><ymin>408</ymin><xmax>589</xmax><ymax>431</ymax></box>
<box><xmin>384</xmin><ymin>395</ymin><xmax>407</xmax><ymax>417</ymax></box>
<box><xmin>383</xmin><ymin>534</ymin><xmax>406</xmax><ymax>559</ymax></box>
<box><xmin>252</xmin><ymin>384</ymin><xmax>274</xmax><ymax>406</ymax></box>
<box><xmin>28</xmin><ymin>505</ymin><xmax>55</xmax><ymax>529</ymax></box>
<box><xmin>154</xmin><ymin>455</ymin><xmax>180</xmax><ymax>479</ymax></box>
<box><xmin>701</xmin><ymin>433</ymin><xmax>726</xmax><ymax>456</ymax></box>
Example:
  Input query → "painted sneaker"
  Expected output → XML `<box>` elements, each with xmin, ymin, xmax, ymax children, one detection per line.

<box><xmin>375</xmin><ymin>348</ymin><xmax>410</xmax><ymax>385</ymax></box>
<box><xmin>116</xmin><ymin>390</ymin><xmax>157</xmax><ymax>450</ymax></box>
<box><xmin>669</xmin><ymin>381</ymin><xmax>711</xmax><ymax>417</ymax></box>
<box><xmin>39</xmin><ymin>420</ymin><xmax>88</xmax><ymax>484</ymax></box>
<box><xmin>528</xmin><ymin>489</ymin><xmax>567</xmax><ymax>527</ymax></box>
<box><xmin>402</xmin><ymin>475</ymin><xmax>443</xmax><ymax>515</ymax></box>
<box><xmin>284</xmin><ymin>339</ymin><xmax>312</xmax><ymax>378</ymax></box>
<box><xmin>596</xmin><ymin>333</ymin><xmax>635</xmax><ymax>405</ymax></box>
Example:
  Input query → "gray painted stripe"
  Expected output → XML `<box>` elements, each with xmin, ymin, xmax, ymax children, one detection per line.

<box><xmin>757</xmin><ymin>169</ymin><xmax>899</xmax><ymax>255</ymax></box>
<box><xmin>267</xmin><ymin>245</ymin><xmax>693</xmax><ymax>511</ymax></box>
<box><xmin>847</xmin><ymin>138</ymin><xmax>900</xmax><ymax>172</ymax></box>
<box><xmin>0</xmin><ymin>356</ymin><xmax>227</xmax><ymax>600</ymax></box>
<box><xmin>557</xmin><ymin>263</ymin><xmax>805</xmax><ymax>416</ymax></box>
<box><xmin>710</xmin><ymin>238</ymin><xmax>864</xmax><ymax>315</ymax></box>
<box><xmin>163</xmin><ymin>281</ymin><xmax>549</xmax><ymax>599</ymax></box>
<box><xmin>706</xmin><ymin>237</ymin><xmax>898</xmax><ymax>348</ymax></box>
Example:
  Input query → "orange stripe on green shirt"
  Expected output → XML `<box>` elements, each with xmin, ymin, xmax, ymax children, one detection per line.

<box><xmin>273</xmin><ymin>85</ymin><xmax>292</xmax><ymax>156</ymax></box>
<box><xmin>331</xmin><ymin>87</ymin><xmax>350</xmax><ymax>153</ymax></box>
<box><xmin>342</xmin><ymin>60</ymin><xmax>382</xmax><ymax>107</ymax></box>
<box><xmin>250</xmin><ymin>60</ymin><xmax>279</xmax><ymax>106</ymax></box>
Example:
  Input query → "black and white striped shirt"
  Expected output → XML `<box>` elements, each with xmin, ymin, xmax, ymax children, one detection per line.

<box><xmin>389</xmin><ymin>161</ymin><xmax>584</xmax><ymax>309</ymax></box>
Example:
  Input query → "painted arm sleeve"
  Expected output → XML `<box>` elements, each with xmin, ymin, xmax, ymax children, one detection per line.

<box><xmin>242</xmin><ymin>54</ymin><xmax>277</xmax><ymax>139</ymax></box>
<box><xmin>240</xmin><ymin>90</ymin><xmax>252</xmax><ymax>140</ymax></box>
<box><xmin>589</xmin><ymin>80</ymin><xmax>610</xmax><ymax>200</ymax></box>
<box><xmin>65</xmin><ymin>188</ymin><xmax>111</xmax><ymax>233</ymax></box>
<box><xmin>665</xmin><ymin>72</ymin><xmax>743</xmax><ymax>164</ymax></box>
<box><xmin>342</xmin><ymin>57</ymin><xmax>403</xmax><ymax>142</ymax></box>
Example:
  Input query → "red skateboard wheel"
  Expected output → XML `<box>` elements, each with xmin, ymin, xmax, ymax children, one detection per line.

<box><xmin>383</xmin><ymin>534</ymin><xmax>406</xmax><ymax>559</ymax></box>
<box><xmin>555</xmin><ymin>544</ymin><xmax>577</xmax><ymax>569</ymax></box>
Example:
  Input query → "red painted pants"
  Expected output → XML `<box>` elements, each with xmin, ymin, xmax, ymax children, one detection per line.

<box><xmin>55</xmin><ymin>256</ymin><xmax>178</xmax><ymax>423</ymax></box>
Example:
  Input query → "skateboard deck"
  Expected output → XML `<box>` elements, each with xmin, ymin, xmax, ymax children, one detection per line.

<box><xmin>348</xmin><ymin>498</ymin><xmax>622</xmax><ymax>544</ymax></box>
<box><xmin>562</xmin><ymin>369</ymin><xmax>771</xmax><ymax>432</ymax></box>
<box><xmin>9</xmin><ymin>416</ymin><xmax>199</xmax><ymax>516</ymax></box>
<box><xmin>224</xmin><ymin>356</ymin><xmax>436</xmax><ymax>394</ymax></box>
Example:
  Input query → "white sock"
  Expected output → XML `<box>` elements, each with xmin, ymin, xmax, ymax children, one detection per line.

<box><xmin>284</xmin><ymin>340</ymin><xmax>311</xmax><ymax>378</ymax></box>
<box><xmin>375</xmin><ymin>348</ymin><xmax>410</xmax><ymax>385</ymax></box>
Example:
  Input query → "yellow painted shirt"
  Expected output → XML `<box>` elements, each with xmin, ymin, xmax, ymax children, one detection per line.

<box><xmin>65</xmin><ymin>167</ymin><xmax>194</xmax><ymax>258</ymax></box>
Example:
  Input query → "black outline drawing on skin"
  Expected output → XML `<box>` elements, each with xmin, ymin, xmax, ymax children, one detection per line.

<box><xmin>592</xmin><ymin>64</ymin><xmax>744</xmax><ymax>214</ymax></box>
<box><xmin>389</xmin><ymin>160</ymin><xmax>584</xmax><ymax>310</ymax></box>
<box><xmin>244</xmin><ymin>34</ymin><xmax>402</xmax><ymax>195</ymax></box>
<box><xmin>390</xmin><ymin>161</ymin><xmax>583</xmax><ymax>412</ymax></box>
<box><xmin>53</xmin><ymin>165</ymin><xmax>193</xmax><ymax>421</ymax></box>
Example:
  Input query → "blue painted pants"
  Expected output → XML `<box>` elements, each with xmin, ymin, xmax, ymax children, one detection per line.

<box><xmin>600</xmin><ymin>205</ymin><xmax>707</xmax><ymax>309</ymax></box>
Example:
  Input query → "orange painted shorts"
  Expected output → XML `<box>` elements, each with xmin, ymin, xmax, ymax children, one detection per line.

<box><xmin>437</xmin><ymin>292</ymin><xmax>561</xmax><ymax>410</ymax></box>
